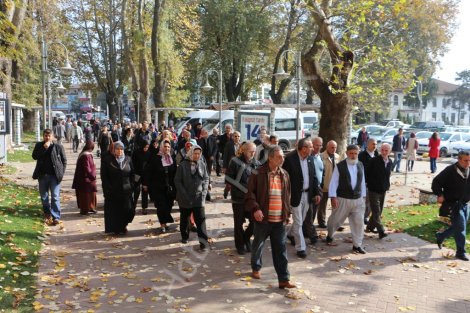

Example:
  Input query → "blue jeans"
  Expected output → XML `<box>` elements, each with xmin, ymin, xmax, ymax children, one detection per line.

<box><xmin>393</xmin><ymin>152</ymin><xmax>403</xmax><ymax>172</ymax></box>
<box><xmin>437</xmin><ymin>204</ymin><xmax>469</xmax><ymax>257</ymax></box>
<box><xmin>251</xmin><ymin>222</ymin><xmax>289</xmax><ymax>282</ymax></box>
<box><xmin>38</xmin><ymin>174</ymin><xmax>61</xmax><ymax>220</ymax></box>
<box><xmin>430</xmin><ymin>158</ymin><xmax>437</xmax><ymax>173</ymax></box>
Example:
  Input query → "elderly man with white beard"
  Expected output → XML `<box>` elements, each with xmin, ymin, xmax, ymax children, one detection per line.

<box><xmin>326</xmin><ymin>144</ymin><xmax>367</xmax><ymax>254</ymax></box>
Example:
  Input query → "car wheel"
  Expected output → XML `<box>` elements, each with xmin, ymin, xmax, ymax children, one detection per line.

<box><xmin>439</xmin><ymin>148</ymin><xmax>447</xmax><ymax>158</ymax></box>
<box><xmin>279</xmin><ymin>141</ymin><xmax>290</xmax><ymax>151</ymax></box>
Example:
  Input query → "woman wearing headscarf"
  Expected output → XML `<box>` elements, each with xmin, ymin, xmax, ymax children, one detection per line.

<box><xmin>122</xmin><ymin>127</ymin><xmax>134</xmax><ymax>156</ymax></box>
<box><xmin>101</xmin><ymin>141</ymin><xmax>135</xmax><ymax>234</ymax></box>
<box><xmin>72</xmin><ymin>140</ymin><xmax>97</xmax><ymax>215</ymax></box>
<box><xmin>143</xmin><ymin>139</ymin><xmax>177</xmax><ymax>233</ymax></box>
<box><xmin>132</xmin><ymin>139</ymin><xmax>151</xmax><ymax>215</ymax></box>
<box><xmin>174</xmin><ymin>144</ymin><xmax>210</xmax><ymax>250</ymax></box>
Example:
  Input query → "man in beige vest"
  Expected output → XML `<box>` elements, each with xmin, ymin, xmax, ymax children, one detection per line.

<box><xmin>318</xmin><ymin>140</ymin><xmax>340</xmax><ymax>228</ymax></box>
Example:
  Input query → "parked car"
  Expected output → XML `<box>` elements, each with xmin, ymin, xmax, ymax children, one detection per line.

<box><xmin>408</xmin><ymin>121</ymin><xmax>445</xmax><ymax>132</ymax></box>
<box><xmin>451</xmin><ymin>138</ymin><xmax>470</xmax><ymax>154</ymax></box>
<box><xmin>453</xmin><ymin>126</ymin><xmax>470</xmax><ymax>133</ymax></box>
<box><xmin>436</xmin><ymin>132</ymin><xmax>470</xmax><ymax>157</ymax></box>
<box><xmin>368</xmin><ymin>127</ymin><xmax>391</xmax><ymax>142</ymax></box>
<box><xmin>380</xmin><ymin>129</ymin><xmax>412</xmax><ymax>149</ymax></box>
<box><xmin>447</xmin><ymin>133</ymin><xmax>470</xmax><ymax>155</ymax></box>
<box><xmin>384</xmin><ymin>120</ymin><xmax>410</xmax><ymax>129</ymax></box>
<box><xmin>349</xmin><ymin>124</ymin><xmax>384</xmax><ymax>144</ymax></box>
<box><xmin>415</xmin><ymin>131</ymin><xmax>433</xmax><ymax>154</ymax></box>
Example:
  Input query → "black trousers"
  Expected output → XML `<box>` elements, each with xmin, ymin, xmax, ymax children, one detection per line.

<box><xmin>367</xmin><ymin>191</ymin><xmax>386</xmax><ymax>233</ymax></box>
<box><xmin>72</xmin><ymin>137</ymin><xmax>80</xmax><ymax>152</ymax></box>
<box><xmin>155</xmin><ymin>194</ymin><xmax>174</xmax><ymax>225</ymax></box>
<box><xmin>133</xmin><ymin>182</ymin><xmax>148</xmax><ymax>209</ymax></box>
<box><xmin>180</xmin><ymin>206</ymin><xmax>208</xmax><ymax>243</ymax></box>
<box><xmin>205</xmin><ymin>158</ymin><xmax>214</xmax><ymax>177</ymax></box>
<box><xmin>215</xmin><ymin>152</ymin><xmax>221</xmax><ymax>175</ymax></box>
<box><xmin>232</xmin><ymin>203</ymin><xmax>253</xmax><ymax>251</ymax></box>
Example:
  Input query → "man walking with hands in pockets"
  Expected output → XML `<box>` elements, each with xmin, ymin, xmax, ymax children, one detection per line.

<box><xmin>245</xmin><ymin>146</ymin><xmax>296</xmax><ymax>289</ymax></box>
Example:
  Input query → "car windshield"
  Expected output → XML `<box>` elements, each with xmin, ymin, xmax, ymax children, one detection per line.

<box><xmin>202</xmin><ymin>119</ymin><xmax>218</xmax><ymax>132</ymax></box>
<box><xmin>410</xmin><ymin>122</ymin><xmax>426</xmax><ymax>128</ymax></box>
<box><xmin>370</xmin><ymin>128</ymin><xmax>388</xmax><ymax>136</ymax></box>
<box><xmin>440</xmin><ymin>133</ymin><xmax>452</xmax><ymax>141</ymax></box>
<box><xmin>416</xmin><ymin>132</ymin><xmax>432</xmax><ymax>139</ymax></box>
<box><xmin>174</xmin><ymin>117</ymin><xmax>190</xmax><ymax>131</ymax></box>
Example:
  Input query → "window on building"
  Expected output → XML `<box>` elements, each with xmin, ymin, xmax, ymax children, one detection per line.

<box><xmin>442</xmin><ymin>98</ymin><xmax>446</xmax><ymax>107</ymax></box>
<box><xmin>393</xmin><ymin>95</ymin><xmax>399</xmax><ymax>106</ymax></box>
<box><xmin>460</xmin><ymin>111</ymin><xmax>466</xmax><ymax>120</ymax></box>
<box><xmin>442</xmin><ymin>112</ymin><xmax>446</xmax><ymax>122</ymax></box>
<box><xmin>432</xmin><ymin>98</ymin><xmax>437</xmax><ymax>107</ymax></box>
<box><xmin>451</xmin><ymin>113</ymin><xmax>456</xmax><ymax>123</ymax></box>
<box><xmin>432</xmin><ymin>112</ymin><xmax>437</xmax><ymax>120</ymax></box>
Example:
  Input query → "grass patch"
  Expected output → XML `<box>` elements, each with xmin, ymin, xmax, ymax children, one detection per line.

<box><xmin>0</xmin><ymin>177</ymin><xmax>44</xmax><ymax>312</ymax></box>
<box><xmin>383</xmin><ymin>204</ymin><xmax>470</xmax><ymax>252</ymax></box>
<box><xmin>7</xmin><ymin>146</ymin><xmax>33</xmax><ymax>163</ymax></box>
<box><xmin>22</xmin><ymin>131</ymin><xmax>37</xmax><ymax>144</ymax></box>
<box><xmin>0</xmin><ymin>164</ymin><xmax>17</xmax><ymax>175</ymax></box>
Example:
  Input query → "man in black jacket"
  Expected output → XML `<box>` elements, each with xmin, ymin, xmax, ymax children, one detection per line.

<box><xmin>197</xmin><ymin>129</ymin><xmax>218</xmax><ymax>176</ymax></box>
<box><xmin>391</xmin><ymin>128</ymin><xmax>406</xmax><ymax>172</ymax></box>
<box><xmin>365</xmin><ymin>143</ymin><xmax>392</xmax><ymax>239</ymax></box>
<box><xmin>225</xmin><ymin>142</ymin><xmax>260</xmax><ymax>255</ymax></box>
<box><xmin>32</xmin><ymin>129</ymin><xmax>67</xmax><ymax>225</ymax></box>
<box><xmin>218</xmin><ymin>124</ymin><xmax>233</xmax><ymax>170</ymax></box>
<box><xmin>282</xmin><ymin>138</ymin><xmax>321</xmax><ymax>258</ymax></box>
<box><xmin>432</xmin><ymin>150</ymin><xmax>470</xmax><ymax>261</ymax></box>
<box><xmin>358</xmin><ymin>138</ymin><xmax>379</xmax><ymax>226</ymax></box>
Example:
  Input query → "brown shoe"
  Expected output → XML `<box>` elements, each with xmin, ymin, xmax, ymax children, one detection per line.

<box><xmin>251</xmin><ymin>271</ymin><xmax>261</xmax><ymax>279</ymax></box>
<box><xmin>278</xmin><ymin>281</ymin><xmax>296</xmax><ymax>289</ymax></box>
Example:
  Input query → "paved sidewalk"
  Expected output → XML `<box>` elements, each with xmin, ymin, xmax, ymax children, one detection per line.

<box><xmin>9</xmin><ymin>148</ymin><xmax>470</xmax><ymax>313</ymax></box>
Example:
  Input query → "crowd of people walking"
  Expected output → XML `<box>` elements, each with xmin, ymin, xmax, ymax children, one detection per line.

<box><xmin>32</xmin><ymin>117</ymin><xmax>470</xmax><ymax>290</ymax></box>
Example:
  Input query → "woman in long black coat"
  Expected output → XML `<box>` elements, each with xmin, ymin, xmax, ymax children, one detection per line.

<box><xmin>101</xmin><ymin>141</ymin><xmax>135</xmax><ymax>234</ymax></box>
<box><xmin>143</xmin><ymin>139</ymin><xmax>177</xmax><ymax>233</ymax></box>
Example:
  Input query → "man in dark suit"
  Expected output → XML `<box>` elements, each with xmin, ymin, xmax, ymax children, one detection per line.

<box><xmin>197</xmin><ymin>129</ymin><xmax>218</xmax><ymax>176</ymax></box>
<box><xmin>358</xmin><ymin>138</ymin><xmax>379</xmax><ymax>226</ymax></box>
<box><xmin>218</xmin><ymin>124</ymin><xmax>233</xmax><ymax>171</ymax></box>
<box><xmin>282</xmin><ymin>138</ymin><xmax>321</xmax><ymax>258</ymax></box>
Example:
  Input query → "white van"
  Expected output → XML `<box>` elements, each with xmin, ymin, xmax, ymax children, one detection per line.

<box><xmin>174</xmin><ymin>110</ymin><xmax>217</xmax><ymax>135</ymax></box>
<box><xmin>52</xmin><ymin>111</ymin><xmax>66</xmax><ymax>120</ymax></box>
<box><xmin>202</xmin><ymin>108</ymin><xmax>304</xmax><ymax>150</ymax></box>
<box><xmin>303</xmin><ymin>111</ymin><xmax>318</xmax><ymax>137</ymax></box>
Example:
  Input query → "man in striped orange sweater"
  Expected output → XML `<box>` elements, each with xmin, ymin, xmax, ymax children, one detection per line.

<box><xmin>245</xmin><ymin>145</ymin><xmax>295</xmax><ymax>289</ymax></box>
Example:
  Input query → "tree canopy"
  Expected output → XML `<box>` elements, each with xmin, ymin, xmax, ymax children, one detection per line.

<box><xmin>0</xmin><ymin>0</ymin><xmax>460</xmax><ymax>140</ymax></box>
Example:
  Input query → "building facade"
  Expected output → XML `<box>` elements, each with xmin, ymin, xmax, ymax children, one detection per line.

<box><xmin>388</xmin><ymin>78</ymin><xmax>469</xmax><ymax>126</ymax></box>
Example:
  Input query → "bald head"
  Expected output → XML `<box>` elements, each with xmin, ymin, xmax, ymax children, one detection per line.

<box><xmin>312</xmin><ymin>137</ymin><xmax>323</xmax><ymax>154</ymax></box>
<box><xmin>326</xmin><ymin>140</ymin><xmax>337</xmax><ymax>155</ymax></box>
<box><xmin>242</xmin><ymin>142</ymin><xmax>257</xmax><ymax>161</ymax></box>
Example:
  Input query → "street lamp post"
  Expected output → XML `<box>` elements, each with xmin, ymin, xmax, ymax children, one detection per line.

<box><xmin>40</xmin><ymin>35</ymin><xmax>75</xmax><ymax>130</ymax></box>
<box><xmin>273</xmin><ymin>50</ymin><xmax>302</xmax><ymax>142</ymax></box>
<box><xmin>201</xmin><ymin>70</ymin><xmax>223</xmax><ymax>130</ymax></box>
<box><xmin>416</xmin><ymin>80</ymin><xmax>423</xmax><ymax>122</ymax></box>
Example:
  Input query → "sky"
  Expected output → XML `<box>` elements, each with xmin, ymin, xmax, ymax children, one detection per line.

<box><xmin>434</xmin><ymin>1</ymin><xmax>470</xmax><ymax>84</ymax></box>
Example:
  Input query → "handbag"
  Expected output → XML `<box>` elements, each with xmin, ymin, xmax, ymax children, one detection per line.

<box><xmin>439</xmin><ymin>201</ymin><xmax>463</xmax><ymax>218</ymax></box>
